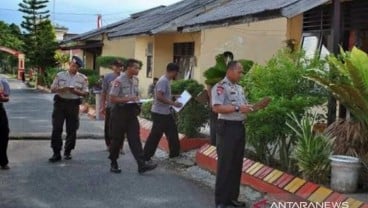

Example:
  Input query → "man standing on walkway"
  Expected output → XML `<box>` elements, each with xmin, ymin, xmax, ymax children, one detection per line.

<box><xmin>100</xmin><ymin>60</ymin><xmax>124</xmax><ymax>151</ymax></box>
<box><xmin>0</xmin><ymin>76</ymin><xmax>11</xmax><ymax>170</ymax></box>
<box><xmin>211</xmin><ymin>61</ymin><xmax>270</xmax><ymax>208</ymax></box>
<box><xmin>143</xmin><ymin>63</ymin><xmax>182</xmax><ymax>162</ymax></box>
<box><xmin>49</xmin><ymin>56</ymin><xmax>89</xmax><ymax>162</ymax></box>
<box><xmin>108</xmin><ymin>58</ymin><xmax>157</xmax><ymax>174</ymax></box>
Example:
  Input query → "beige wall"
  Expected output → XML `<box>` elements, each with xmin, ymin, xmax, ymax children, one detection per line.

<box><xmin>99</xmin><ymin>35</ymin><xmax>155</xmax><ymax>97</ymax></box>
<box><xmin>198</xmin><ymin>18</ymin><xmax>288</xmax><ymax>83</ymax></box>
<box><xmin>84</xmin><ymin>51</ymin><xmax>94</xmax><ymax>69</ymax></box>
<box><xmin>99</xmin><ymin>36</ymin><xmax>136</xmax><ymax>75</ymax></box>
<box><xmin>102</xmin><ymin>36</ymin><xmax>136</xmax><ymax>57</ymax></box>
<box><xmin>135</xmin><ymin>36</ymin><xmax>154</xmax><ymax>97</ymax></box>
<box><xmin>153</xmin><ymin>32</ymin><xmax>201</xmax><ymax>82</ymax></box>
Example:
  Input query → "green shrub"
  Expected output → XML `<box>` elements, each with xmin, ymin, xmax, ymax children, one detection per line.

<box><xmin>87</xmin><ymin>74</ymin><xmax>100</xmax><ymax>89</ymax></box>
<box><xmin>203</xmin><ymin>53</ymin><xmax>254</xmax><ymax>86</ymax></box>
<box><xmin>41</xmin><ymin>67</ymin><xmax>62</xmax><ymax>88</ymax></box>
<box><xmin>78</xmin><ymin>68</ymin><xmax>99</xmax><ymax>76</ymax></box>
<box><xmin>141</xmin><ymin>101</ymin><xmax>153</xmax><ymax>120</ymax></box>
<box><xmin>287</xmin><ymin>112</ymin><xmax>332</xmax><ymax>184</ymax></box>
<box><xmin>171</xmin><ymin>79</ymin><xmax>209</xmax><ymax>137</ymax></box>
<box><xmin>240</xmin><ymin>48</ymin><xmax>326</xmax><ymax>171</ymax></box>
<box><xmin>96</xmin><ymin>56</ymin><xmax>127</xmax><ymax>68</ymax></box>
<box><xmin>85</xmin><ymin>94</ymin><xmax>96</xmax><ymax>105</ymax></box>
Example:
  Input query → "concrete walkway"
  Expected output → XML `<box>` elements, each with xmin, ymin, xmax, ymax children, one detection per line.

<box><xmin>4</xmin><ymin>77</ymin><xmax>104</xmax><ymax>139</ymax></box>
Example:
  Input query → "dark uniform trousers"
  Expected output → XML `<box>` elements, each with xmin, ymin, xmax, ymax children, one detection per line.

<box><xmin>0</xmin><ymin>104</ymin><xmax>10</xmax><ymax>166</ymax></box>
<box><xmin>215</xmin><ymin>119</ymin><xmax>245</xmax><ymax>205</ymax></box>
<box><xmin>109</xmin><ymin>104</ymin><xmax>145</xmax><ymax>164</ymax></box>
<box><xmin>104</xmin><ymin>107</ymin><xmax>112</xmax><ymax>147</ymax></box>
<box><xmin>144</xmin><ymin>112</ymin><xmax>180</xmax><ymax>160</ymax></box>
<box><xmin>210</xmin><ymin>110</ymin><xmax>218</xmax><ymax>146</ymax></box>
<box><xmin>51</xmin><ymin>95</ymin><xmax>80</xmax><ymax>153</ymax></box>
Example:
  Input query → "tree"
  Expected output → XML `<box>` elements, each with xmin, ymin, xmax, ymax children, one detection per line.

<box><xmin>19</xmin><ymin>0</ymin><xmax>50</xmax><ymax>33</ymax></box>
<box><xmin>19</xmin><ymin>0</ymin><xmax>56</xmax><ymax>70</ymax></box>
<box><xmin>33</xmin><ymin>20</ymin><xmax>57</xmax><ymax>68</ymax></box>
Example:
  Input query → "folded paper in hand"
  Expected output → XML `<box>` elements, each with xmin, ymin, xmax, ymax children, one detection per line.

<box><xmin>172</xmin><ymin>90</ymin><xmax>192</xmax><ymax>112</ymax></box>
<box><xmin>253</xmin><ymin>97</ymin><xmax>271</xmax><ymax>110</ymax></box>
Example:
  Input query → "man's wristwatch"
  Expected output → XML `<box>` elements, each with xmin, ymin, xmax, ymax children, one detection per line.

<box><xmin>234</xmin><ymin>105</ymin><xmax>240</xmax><ymax>112</ymax></box>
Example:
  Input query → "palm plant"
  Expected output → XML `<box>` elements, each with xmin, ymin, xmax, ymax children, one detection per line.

<box><xmin>287</xmin><ymin>112</ymin><xmax>332</xmax><ymax>184</ymax></box>
<box><xmin>306</xmin><ymin>47</ymin><xmax>368</xmax><ymax>185</ymax></box>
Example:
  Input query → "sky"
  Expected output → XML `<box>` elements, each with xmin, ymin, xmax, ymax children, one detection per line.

<box><xmin>0</xmin><ymin>0</ymin><xmax>181</xmax><ymax>34</ymax></box>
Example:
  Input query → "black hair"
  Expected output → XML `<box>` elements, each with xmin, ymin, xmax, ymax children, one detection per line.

<box><xmin>223</xmin><ymin>51</ymin><xmax>234</xmax><ymax>61</ymax></box>
<box><xmin>166</xmin><ymin>63</ymin><xmax>180</xmax><ymax>72</ymax></box>
<box><xmin>126</xmin><ymin>59</ymin><xmax>141</xmax><ymax>68</ymax></box>
<box><xmin>227</xmin><ymin>60</ymin><xmax>240</xmax><ymax>70</ymax></box>
<box><xmin>153</xmin><ymin>77</ymin><xmax>159</xmax><ymax>81</ymax></box>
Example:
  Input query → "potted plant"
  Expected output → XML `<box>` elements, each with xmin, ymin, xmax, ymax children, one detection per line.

<box><xmin>287</xmin><ymin>112</ymin><xmax>332</xmax><ymax>185</ymax></box>
<box><xmin>306</xmin><ymin>47</ymin><xmax>368</xmax><ymax>192</ymax></box>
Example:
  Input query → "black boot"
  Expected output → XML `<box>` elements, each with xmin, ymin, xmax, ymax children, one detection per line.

<box><xmin>110</xmin><ymin>160</ymin><xmax>121</xmax><ymax>173</ymax></box>
<box><xmin>64</xmin><ymin>150</ymin><xmax>72</xmax><ymax>160</ymax></box>
<box><xmin>229</xmin><ymin>200</ymin><xmax>246</xmax><ymax>207</ymax></box>
<box><xmin>49</xmin><ymin>152</ymin><xmax>62</xmax><ymax>163</ymax></box>
<box><xmin>138</xmin><ymin>160</ymin><xmax>157</xmax><ymax>174</ymax></box>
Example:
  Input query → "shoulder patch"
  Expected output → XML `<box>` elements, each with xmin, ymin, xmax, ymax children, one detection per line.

<box><xmin>113</xmin><ymin>81</ymin><xmax>121</xmax><ymax>87</ymax></box>
<box><xmin>216</xmin><ymin>84</ymin><xmax>224</xmax><ymax>95</ymax></box>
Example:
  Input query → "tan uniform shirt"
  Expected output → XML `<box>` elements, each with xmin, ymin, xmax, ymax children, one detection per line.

<box><xmin>51</xmin><ymin>71</ymin><xmax>89</xmax><ymax>99</ymax></box>
<box><xmin>211</xmin><ymin>77</ymin><xmax>248</xmax><ymax>121</ymax></box>
<box><xmin>109</xmin><ymin>73</ymin><xmax>139</xmax><ymax>106</ymax></box>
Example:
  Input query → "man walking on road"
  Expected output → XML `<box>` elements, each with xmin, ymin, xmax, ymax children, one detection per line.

<box><xmin>143</xmin><ymin>63</ymin><xmax>182</xmax><ymax>162</ymax></box>
<box><xmin>0</xmin><ymin>76</ymin><xmax>11</xmax><ymax>170</ymax></box>
<box><xmin>211</xmin><ymin>61</ymin><xmax>270</xmax><ymax>208</ymax></box>
<box><xmin>108</xmin><ymin>59</ymin><xmax>157</xmax><ymax>174</ymax></box>
<box><xmin>49</xmin><ymin>56</ymin><xmax>89</xmax><ymax>162</ymax></box>
<box><xmin>100</xmin><ymin>60</ymin><xmax>124</xmax><ymax>152</ymax></box>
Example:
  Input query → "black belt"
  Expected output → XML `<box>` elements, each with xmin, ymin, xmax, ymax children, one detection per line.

<box><xmin>218</xmin><ymin>119</ymin><xmax>245</xmax><ymax>125</ymax></box>
<box><xmin>54</xmin><ymin>95</ymin><xmax>81</xmax><ymax>105</ymax></box>
<box><xmin>115</xmin><ymin>103</ymin><xmax>140</xmax><ymax>108</ymax></box>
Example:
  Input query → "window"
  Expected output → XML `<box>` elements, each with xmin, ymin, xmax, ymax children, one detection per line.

<box><xmin>146</xmin><ymin>43</ymin><xmax>153</xmax><ymax>78</ymax></box>
<box><xmin>173</xmin><ymin>42</ymin><xmax>195</xmax><ymax>80</ymax></box>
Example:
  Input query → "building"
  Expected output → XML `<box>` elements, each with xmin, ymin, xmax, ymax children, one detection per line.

<box><xmin>53</xmin><ymin>24</ymin><xmax>68</xmax><ymax>42</ymax></box>
<box><xmin>60</xmin><ymin>0</ymin><xmax>367</xmax><ymax>97</ymax></box>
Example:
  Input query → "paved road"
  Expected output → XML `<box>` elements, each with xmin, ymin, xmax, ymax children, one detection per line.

<box><xmin>0</xmin><ymin>140</ymin><xmax>214</xmax><ymax>208</ymax></box>
<box><xmin>4</xmin><ymin>77</ymin><xmax>104</xmax><ymax>138</ymax></box>
<box><xmin>0</xmin><ymin>77</ymin><xmax>214</xmax><ymax>208</ymax></box>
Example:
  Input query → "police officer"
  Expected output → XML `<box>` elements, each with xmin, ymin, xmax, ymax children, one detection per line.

<box><xmin>143</xmin><ymin>63</ymin><xmax>182</xmax><ymax>162</ymax></box>
<box><xmin>212</xmin><ymin>61</ymin><xmax>270</xmax><ymax>208</ymax></box>
<box><xmin>49</xmin><ymin>56</ymin><xmax>89</xmax><ymax>162</ymax></box>
<box><xmin>100</xmin><ymin>60</ymin><xmax>124</xmax><ymax>150</ymax></box>
<box><xmin>108</xmin><ymin>58</ymin><xmax>157</xmax><ymax>174</ymax></box>
<box><xmin>0</xmin><ymin>76</ymin><xmax>11</xmax><ymax>170</ymax></box>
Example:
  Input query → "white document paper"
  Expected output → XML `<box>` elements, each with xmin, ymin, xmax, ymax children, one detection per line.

<box><xmin>172</xmin><ymin>90</ymin><xmax>192</xmax><ymax>112</ymax></box>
